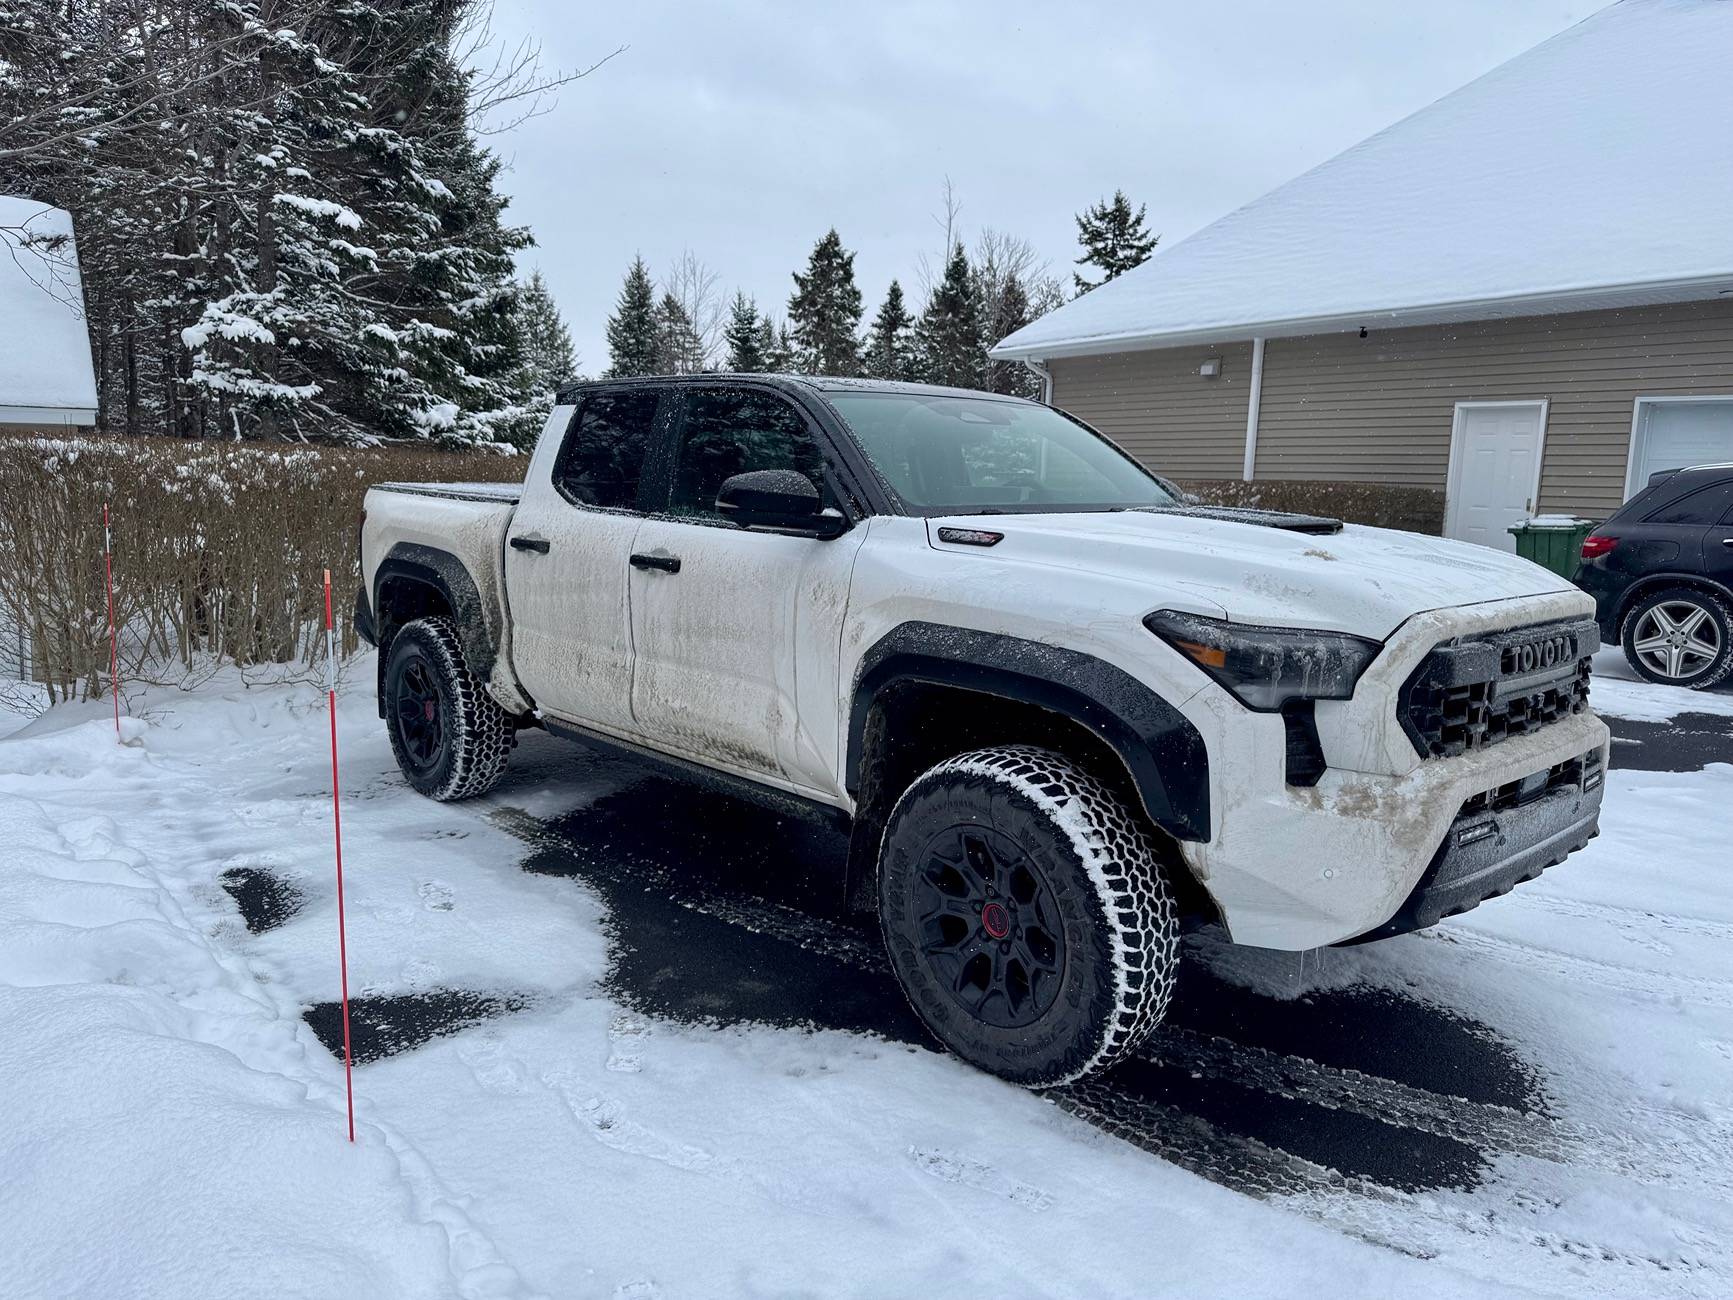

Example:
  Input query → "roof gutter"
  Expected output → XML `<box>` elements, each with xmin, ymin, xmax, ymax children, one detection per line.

<box><xmin>987</xmin><ymin>270</ymin><xmax>1733</xmax><ymax>361</ymax></box>
<box><xmin>1022</xmin><ymin>358</ymin><xmax>1053</xmax><ymax>404</ymax></box>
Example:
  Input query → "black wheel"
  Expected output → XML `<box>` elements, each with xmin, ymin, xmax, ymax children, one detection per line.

<box><xmin>383</xmin><ymin>617</ymin><xmax>510</xmax><ymax>800</ymax></box>
<box><xmin>1621</xmin><ymin>586</ymin><xmax>1733</xmax><ymax>690</ymax></box>
<box><xmin>877</xmin><ymin>746</ymin><xmax>1179</xmax><ymax>1087</ymax></box>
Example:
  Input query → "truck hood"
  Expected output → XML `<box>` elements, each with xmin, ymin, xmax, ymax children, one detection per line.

<box><xmin>929</xmin><ymin>509</ymin><xmax>1578</xmax><ymax>640</ymax></box>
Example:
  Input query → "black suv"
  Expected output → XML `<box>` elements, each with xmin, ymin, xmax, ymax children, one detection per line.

<box><xmin>1574</xmin><ymin>463</ymin><xmax>1733</xmax><ymax>689</ymax></box>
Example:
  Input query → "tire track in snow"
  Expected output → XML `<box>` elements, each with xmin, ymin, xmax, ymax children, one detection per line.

<box><xmin>1142</xmin><ymin>1026</ymin><xmax>1733</xmax><ymax>1197</ymax></box>
<box><xmin>1508</xmin><ymin>890</ymin><xmax>1733</xmax><ymax>943</ymax></box>
<box><xmin>1424</xmin><ymin>925</ymin><xmax>1733</xmax><ymax>1008</ymax></box>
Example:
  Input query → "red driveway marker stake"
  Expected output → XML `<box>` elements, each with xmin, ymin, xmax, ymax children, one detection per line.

<box><xmin>324</xmin><ymin>569</ymin><xmax>356</xmax><ymax>1142</ymax></box>
<box><xmin>103</xmin><ymin>503</ymin><xmax>120</xmax><ymax>739</ymax></box>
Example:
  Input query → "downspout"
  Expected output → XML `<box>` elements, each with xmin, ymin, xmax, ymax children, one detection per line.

<box><xmin>1242</xmin><ymin>336</ymin><xmax>1265</xmax><ymax>481</ymax></box>
<box><xmin>1023</xmin><ymin>358</ymin><xmax>1054</xmax><ymax>405</ymax></box>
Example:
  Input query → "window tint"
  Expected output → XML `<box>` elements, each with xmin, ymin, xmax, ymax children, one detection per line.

<box><xmin>669</xmin><ymin>388</ymin><xmax>827</xmax><ymax>520</ymax></box>
<box><xmin>553</xmin><ymin>390</ymin><xmax>659</xmax><ymax>510</ymax></box>
<box><xmin>1643</xmin><ymin>479</ymin><xmax>1733</xmax><ymax>526</ymax></box>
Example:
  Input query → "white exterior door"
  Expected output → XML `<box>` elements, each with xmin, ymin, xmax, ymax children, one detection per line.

<box><xmin>1446</xmin><ymin>401</ymin><xmax>1547</xmax><ymax>552</ymax></box>
<box><xmin>1627</xmin><ymin>398</ymin><xmax>1733</xmax><ymax>497</ymax></box>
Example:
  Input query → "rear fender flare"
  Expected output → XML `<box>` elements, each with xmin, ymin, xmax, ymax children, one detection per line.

<box><xmin>372</xmin><ymin>543</ymin><xmax>502</xmax><ymax>706</ymax></box>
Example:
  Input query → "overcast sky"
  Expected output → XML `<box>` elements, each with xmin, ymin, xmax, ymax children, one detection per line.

<box><xmin>488</xmin><ymin>0</ymin><xmax>1605</xmax><ymax>372</ymax></box>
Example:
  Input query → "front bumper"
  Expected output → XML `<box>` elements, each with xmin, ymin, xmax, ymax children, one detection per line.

<box><xmin>1340</xmin><ymin>746</ymin><xmax>1603</xmax><ymax>943</ymax></box>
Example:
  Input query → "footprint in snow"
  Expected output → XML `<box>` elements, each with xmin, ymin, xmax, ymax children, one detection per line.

<box><xmin>909</xmin><ymin>1146</ymin><xmax>1054</xmax><ymax>1211</ymax></box>
<box><xmin>606</xmin><ymin>1012</ymin><xmax>651</xmax><ymax>1073</ymax></box>
<box><xmin>418</xmin><ymin>880</ymin><xmax>455</xmax><ymax>911</ymax></box>
<box><xmin>613</xmin><ymin>1281</ymin><xmax>661</xmax><ymax>1299</ymax></box>
<box><xmin>458</xmin><ymin>1034</ymin><xmax>530</xmax><ymax>1096</ymax></box>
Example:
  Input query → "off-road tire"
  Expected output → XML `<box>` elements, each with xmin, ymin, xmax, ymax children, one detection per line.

<box><xmin>1620</xmin><ymin>586</ymin><xmax>1733</xmax><ymax>690</ymax></box>
<box><xmin>383</xmin><ymin>616</ymin><xmax>510</xmax><ymax>801</ymax></box>
<box><xmin>878</xmin><ymin>745</ymin><xmax>1179</xmax><ymax>1087</ymax></box>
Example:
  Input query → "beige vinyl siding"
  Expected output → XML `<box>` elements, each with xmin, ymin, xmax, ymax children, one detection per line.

<box><xmin>1046</xmin><ymin>299</ymin><xmax>1733</xmax><ymax>519</ymax></box>
<box><xmin>1255</xmin><ymin>300</ymin><xmax>1733</xmax><ymax>516</ymax></box>
<box><xmin>1050</xmin><ymin>342</ymin><xmax>1251</xmax><ymax>480</ymax></box>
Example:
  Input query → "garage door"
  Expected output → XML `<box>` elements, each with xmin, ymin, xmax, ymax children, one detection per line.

<box><xmin>1628</xmin><ymin>399</ymin><xmax>1733</xmax><ymax>497</ymax></box>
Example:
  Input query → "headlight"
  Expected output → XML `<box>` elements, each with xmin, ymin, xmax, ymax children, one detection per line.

<box><xmin>1144</xmin><ymin>610</ymin><xmax>1380</xmax><ymax>711</ymax></box>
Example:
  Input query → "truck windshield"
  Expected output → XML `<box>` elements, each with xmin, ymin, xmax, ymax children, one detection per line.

<box><xmin>827</xmin><ymin>392</ymin><xmax>1176</xmax><ymax>513</ymax></box>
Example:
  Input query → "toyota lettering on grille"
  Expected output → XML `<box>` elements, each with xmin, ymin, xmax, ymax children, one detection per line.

<box><xmin>1503</xmin><ymin>633</ymin><xmax>1576</xmax><ymax>675</ymax></box>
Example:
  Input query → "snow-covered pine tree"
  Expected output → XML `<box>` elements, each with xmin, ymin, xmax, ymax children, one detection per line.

<box><xmin>493</xmin><ymin>268</ymin><xmax>577</xmax><ymax>447</ymax></box>
<box><xmin>863</xmin><ymin>280</ymin><xmax>917</xmax><ymax>381</ymax></box>
<box><xmin>655</xmin><ymin>292</ymin><xmax>704</xmax><ymax>375</ymax></box>
<box><xmin>724</xmin><ymin>292</ymin><xmax>766</xmax><ymax>371</ymax></box>
<box><xmin>1073</xmin><ymin>189</ymin><xmax>1158</xmax><ymax>293</ymax></box>
<box><xmin>2</xmin><ymin>0</ymin><xmax>541</xmax><ymax>446</ymax></box>
<box><xmin>983</xmin><ymin>274</ymin><xmax>1037</xmax><ymax>398</ymax></box>
<box><xmin>788</xmin><ymin>229</ymin><xmax>862</xmax><ymax>376</ymax></box>
<box><xmin>516</xmin><ymin>270</ymin><xmax>578</xmax><ymax>391</ymax></box>
<box><xmin>916</xmin><ymin>244</ymin><xmax>983</xmax><ymax>389</ymax></box>
<box><xmin>606</xmin><ymin>257</ymin><xmax>660</xmax><ymax>377</ymax></box>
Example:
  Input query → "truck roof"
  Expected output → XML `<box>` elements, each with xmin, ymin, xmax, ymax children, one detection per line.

<box><xmin>553</xmin><ymin>374</ymin><xmax>1041</xmax><ymax>406</ymax></box>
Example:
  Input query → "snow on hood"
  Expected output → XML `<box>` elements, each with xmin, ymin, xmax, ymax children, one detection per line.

<box><xmin>931</xmin><ymin>510</ymin><xmax>1577</xmax><ymax>640</ymax></box>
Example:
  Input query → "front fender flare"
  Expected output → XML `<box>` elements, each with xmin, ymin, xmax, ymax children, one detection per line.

<box><xmin>846</xmin><ymin>622</ymin><xmax>1211</xmax><ymax>843</ymax></box>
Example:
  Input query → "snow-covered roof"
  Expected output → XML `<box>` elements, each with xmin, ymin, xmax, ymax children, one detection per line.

<box><xmin>993</xmin><ymin>0</ymin><xmax>1733</xmax><ymax>361</ymax></box>
<box><xmin>0</xmin><ymin>196</ymin><xmax>98</xmax><ymax>424</ymax></box>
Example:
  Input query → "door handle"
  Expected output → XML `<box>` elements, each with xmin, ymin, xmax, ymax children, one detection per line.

<box><xmin>1722</xmin><ymin>538</ymin><xmax>1733</xmax><ymax>547</ymax></box>
<box><xmin>630</xmin><ymin>552</ymin><xmax>681</xmax><ymax>574</ymax></box>
<box><xmin>510</xmin><ymin>535</ymin><xmax>550</xmax><ymax>554</ymax></box>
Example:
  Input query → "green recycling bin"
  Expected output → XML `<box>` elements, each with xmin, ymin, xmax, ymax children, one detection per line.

<box><xmin>1508</xmin><ymin>516</ymin><xmax>1597</xmax><ymax>578</ymax></box>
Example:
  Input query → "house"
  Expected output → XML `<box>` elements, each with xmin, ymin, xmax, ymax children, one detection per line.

<box><xmin>991</xmin><ymin>0</ymin><xmax>1733</xmax><ymax>549</ymax></box>
<box><xmin>0</xmin><ymin>195</ymin><xmax>98</xmax><ymax>433</ymax></box>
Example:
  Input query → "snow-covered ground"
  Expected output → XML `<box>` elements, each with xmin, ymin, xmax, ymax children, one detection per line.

<box><xmin>2</xmin><ymin>657</ymin><xmax>1730</xmax><ymax>1298</ymax></box>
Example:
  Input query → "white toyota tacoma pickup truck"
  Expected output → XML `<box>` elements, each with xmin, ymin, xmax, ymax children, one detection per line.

<box><xmin>357</xmin><ymin>375</ymin><xmax>1608</xmax><ymax>1086</ymax></box>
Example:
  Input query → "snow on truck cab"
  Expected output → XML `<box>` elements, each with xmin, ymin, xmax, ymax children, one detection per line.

<box><xmin>355</xmin><ymin>375</ymin><xmax>1609</xmax><ymax>1087</ymax></box>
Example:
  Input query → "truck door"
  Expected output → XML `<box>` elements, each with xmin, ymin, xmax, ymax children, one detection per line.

<box><xmin>627</xmin><ymin>384</ymin><xmax>865</xmax><ymax>798</ymax></box>
<box><xmin>504</xmin><ymin>388</ymin><xmax>665</xmax><ymax>736</ymax></box>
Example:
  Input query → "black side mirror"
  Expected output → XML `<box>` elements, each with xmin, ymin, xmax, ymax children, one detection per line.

<box><xmin>715</xmin><ymin>469</ymin><xmax>847</xmax><ymax>538</ymax></box>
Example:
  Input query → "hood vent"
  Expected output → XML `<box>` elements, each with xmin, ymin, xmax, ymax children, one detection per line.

<box><xmin>1132</xmin><ymin>504</ymin><xmax>1344</xmax><ymax>535</ymax></box>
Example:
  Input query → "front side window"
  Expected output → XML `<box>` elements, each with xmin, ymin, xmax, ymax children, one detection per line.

<box><xmin>669</xmin><ymin>388</ymin><xmax>828</xmax><ymax>521</ymax></box>
<box><xmin>827</xmin><ymin>392</ymin><xmax>1175</xmax><ymax>513</ymax></box>
<box><xmin>553</xmin><ymin>389</ymin><xmax>660</xmax><ymax>510</ymax></box>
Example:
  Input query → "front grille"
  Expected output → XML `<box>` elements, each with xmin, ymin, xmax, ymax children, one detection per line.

<box><xmin>1459</xmin><ymin>747</ymin><xmax>1601</xmax><ymax>817</ymax></box>
<box><xmin>1400</xmin><ymin>618</ymin><xmax>1598</xmax><ymax>759</ymax></box>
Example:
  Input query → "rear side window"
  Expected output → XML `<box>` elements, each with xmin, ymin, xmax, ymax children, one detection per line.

<box><xmin>553</xmin><ymin>390</ymin><xmax>660</xmax><ymax>510</ymax></box>
<box><xmin>1643</xmin><ymin>479</ymin><xmax>1733</xmax><ymax>525</ymax></box>
<box><xmin>668</xmin><ymin>387</ymin><xmax>827</xmax><ymax>521</ymax></box>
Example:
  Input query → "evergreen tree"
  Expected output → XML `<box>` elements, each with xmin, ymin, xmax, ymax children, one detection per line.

<box><xmin>754</xmin><ymin>316</ymin><xmax>781</xmax><ymax>371</ymax></box>
<box><xmin>983</xmin><ymin>274</ymin><xmax>1037</xmax><ymax>397</ymax></box>
<box><xmin>723</xmin><ymin>292</ymin><xmax>766</xmax><ymax>371</ymax></box>
<box><xmin>655</xmin><ymin>292</ymin><xmax>704</xmax><ymax>375</ymax></box>
<box><xmin>788</xmin><ymin>228</ymin><xmax>862</xmax><ymax>376</ymax></box>
<box><xmin>0</xmin><ymin>0</ymin><xmax>539</xmax><ymax>445</ymax></box>
<box><xmin>605</xmin><ymin>257</ymin><xmax>659</xmax><ymax>377</ymax></box>
<box><xmin>916</xmin><ymin>244</ymin><xmax>983</xmax><ymax>389</ymax></box>
<box><xmin>1073</xmin><ymin>189</ymin><xmax>1158</xmax><ymax>293</ymax></box>
<box><xmin>515</xmin><ymin>270</ymin><xmax>577</xmax><ymax>391</ymax></box>
<box><xmin>863</xmin><ymin>280</ymin><xmax>917</xmax><ymax>381</ymax></box>
<box><xmin>492</xmin><ymin>268</ymin><xmax>577</xmax><ymax>447</ymax></box>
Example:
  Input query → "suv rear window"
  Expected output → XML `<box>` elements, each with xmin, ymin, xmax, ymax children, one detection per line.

<box><xmin>1643</xmin><ymin>478</ymin><xmax>1733</xmax><ymax>525</ymax></box>
<box><xmin>553</xmin><ymin>390</ymin><xmax>660</xmax><ymax>510</ymax></box>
